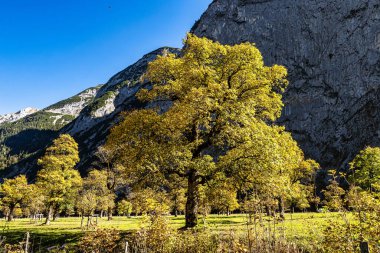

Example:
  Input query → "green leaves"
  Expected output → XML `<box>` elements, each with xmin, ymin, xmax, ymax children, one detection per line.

<box><xmin>0</xmin><ymin>175</ymin><xmax>28</xmax><ymax>208</ymax></box>
<box><xmin>36</xmin><ymin>134</ymin><xmax>82</xmax><ymax>212</ymax></box>
<box><xmin>349</xmin><ymin>146</ymin><xmax>380</xmax><ymax>193</ymax></box>
<box><xmin>37</xmin><ymin>134</ymin><xmax>80</xmax><ymax>171</ymax></box>
<box><xmin>105</xmin><ymin>34</ymin><xmax>302</xmax><ymax>226</ymax></box>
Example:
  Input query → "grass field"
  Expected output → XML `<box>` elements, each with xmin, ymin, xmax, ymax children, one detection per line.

<box><xmin>0</xmin><ymin>212</ymin><xmax>341</xmax><ymax>249</ymax></box>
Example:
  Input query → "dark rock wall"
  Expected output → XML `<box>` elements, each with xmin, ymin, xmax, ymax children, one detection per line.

<box><xmin>192</xmin><ymin>0</ymin><xmax>380</xmax><ymax>168</ymax></box>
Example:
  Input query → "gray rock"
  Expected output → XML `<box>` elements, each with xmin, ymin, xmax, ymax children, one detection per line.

<box><xmin>192</xmin><ymin>0</ymin><xmax>380</xmax><ymax>168</ymax></box>
<box><xmin>0</xmin><ymin>107</ymin><xmax>39</xmax><ymax>124</ymax></box>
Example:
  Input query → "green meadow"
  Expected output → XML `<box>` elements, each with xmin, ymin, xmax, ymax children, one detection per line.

<box><xmin>0</xmin><ymin>212</ymin><xmax>340</xmax><ymax>249</ymax></box>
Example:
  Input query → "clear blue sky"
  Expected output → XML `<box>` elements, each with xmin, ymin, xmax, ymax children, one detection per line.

<box><xmin>0</xmin><ymin>0</ymin><xmax>211</xmax><ymax>114</ymax></box>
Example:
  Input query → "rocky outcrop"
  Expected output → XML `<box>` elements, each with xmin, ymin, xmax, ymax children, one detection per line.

<box><xmin>192</xmin><ymin>0</ymin><xmax>380</xmax><ymax>168</ymax></box>
<box><xmin>0</xmin><ymin>107</ymin><xmax>39</xmax><ymax>124</ymax></box>
<box><xmin>45</xmin><ymin>88</ymin><xmax>98</xmax><ymax>116</ymax></box>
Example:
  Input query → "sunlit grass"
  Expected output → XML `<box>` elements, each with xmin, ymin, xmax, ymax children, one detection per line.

<box><xmin>0</xmin><ymin>212</ymin><xmax>342</xmax><ymax>248</ymax></box>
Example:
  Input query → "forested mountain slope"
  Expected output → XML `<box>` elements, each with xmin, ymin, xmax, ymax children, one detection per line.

<box><xmin>2</xmin><ymin>48</ymin><xmax>179</xmax><ymax>178</ymax></box>
<box><xmin>0</xmin><ymin>87</ymin><xmax>99</xmax><ymax>176</ymax></box>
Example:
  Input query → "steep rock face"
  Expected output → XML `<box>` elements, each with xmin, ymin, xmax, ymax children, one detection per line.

<box><xmin>45</xmin><ymin>88</ymin><xmax>98</xmax><ymax>116</ymax></box>
<box><xmin>192</xmin><ymin>0</ymin><xmax>380</xmax><ymax>168</ymax></box>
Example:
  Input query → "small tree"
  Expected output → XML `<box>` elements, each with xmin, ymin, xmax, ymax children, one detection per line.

<box><xmin>77</xmin><ymin>191</ymin><xmax>98</xmax><ymax>229</ymax></box>
<box><xmin>130</xmin><ymin>189</ymin><xmax>170</xmax><ymax>215</ymax></box>
<box><xmin>322</xmin><ymin>173</ymin><xmax>345</xmax><ymax>212</ymax></box>
<box><xmin>0</xmin><ymin>175</ymin><xmax>29</xmax><ymax>221</ymax></box>
<box><xmin>117</xmin><ymin>200</ymin><xmax>132</xmax><ymax>217</ymax></box>
<box><xmin>208</xmin><ymin>175</ymin><xmax>239</xmax><ymax>215</ymax></box>
<box><xmin>349</xmin><ymin>146</ymin><xmax>380</xmax><ymax>194</ymax></box>
<box><xmin>76</xmin><ymin>169</ymin><xmax>116</xmax><ymax>229</ymax></box>
<box><xmin>22</xmin><ymin>184</ymin><xmax>45</xmax><ymax>220</ymax></box>
<box><xmin>167</xmin><ymin>175</ymin><xmax>186</xmax><ymax>217</ymax></box>
<box><xmin>170</xmin><ymin>188</ymin><xmax>186</xmax><ymax>217</ymax></box>
<box><xmin>95</xmin><ymin>147</ymin><xmax>125</xmax><ymax>220</ymax></box>
<box><xmin>37</xmin><ymin>134</ymin><xmax>82</xmax><ymax>225</ymax></box>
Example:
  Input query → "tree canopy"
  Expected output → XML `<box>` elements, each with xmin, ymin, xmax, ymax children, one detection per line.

<box><xmin>349</xmin><ymin>146</ymin><xmax>380</xmax><ymax>194</ymax></box>
<box><xmin>105</xmin><ymin>34</ymin><xmax>306</xmax><ymax>227</ymax></box>
<box><xmin>37</xmin><ymin>134</ymin><xmax>82</xmax><ymax>225</ymax></box>
<box><xmin>0</xmin><ymin>175</ymin><xmax>29</xmax><ymax>221</ymax></box>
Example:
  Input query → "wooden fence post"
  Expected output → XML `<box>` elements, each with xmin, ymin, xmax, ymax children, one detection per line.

<box><xmin>25</xmin><ymin>232</ymin><xmax>30</xmax><ymax>253</ymax></box>
<box><xmin>125</xmin><ymin>241</ymin><xmax>129</xmax><ymax>253</ymax></box>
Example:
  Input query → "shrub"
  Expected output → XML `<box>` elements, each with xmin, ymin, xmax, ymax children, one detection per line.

<box><xmin>77</xmin><ymin>229</ymin><xmax>121</xmax><ymax>253</ymax></box>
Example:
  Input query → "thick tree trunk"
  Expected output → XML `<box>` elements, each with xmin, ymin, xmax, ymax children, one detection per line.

<box><xmin>185</xmin><ymin>171</ymin><xmax>198</xmax><ymax>228</ymax></box>
<box><xmin>8</xmin><ymin>205</ymin><xmax>15</xmax><ymax>222</ymax></box>
<box><xmin>107</xmin><ymin>206</ymin><xmax>113</xmax><ymax>221</ymax></box>
<box><xmin>45</xmin><ymin>205</ymin><xmax>53</xmax><ymax>225</ymax></box>
<box><xmin>53</xmin><ymin>208</ymin><xmax>59</xmax><ymax>221</ymax></box>
<box><xmin>278</xmin><ymin>196</ymin><xmax>285</xmax><ymax>220</ymax></box>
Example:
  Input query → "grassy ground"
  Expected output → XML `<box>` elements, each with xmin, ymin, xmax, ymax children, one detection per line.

<box><xmin>0</xmin><ymin>212</ymin><xmax>341</xmax><ymax>249</ymax></box>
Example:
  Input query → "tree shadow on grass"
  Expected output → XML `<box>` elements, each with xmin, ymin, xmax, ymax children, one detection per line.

<box><xmin>0</xmin><ymin>231</ymin><xmax>82</xmax><ymax>250</ymax></box>
<box><xmin>206</xmin><ymin>219</ymin><xmax>242</xmax><ymax>225</ymax></box>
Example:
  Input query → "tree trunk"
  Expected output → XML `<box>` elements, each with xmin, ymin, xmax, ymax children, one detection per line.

<box><xmin>100</xmin><ymin>210</ymin><xmax>104</xmax><ymax>218</ymax></box>
<box><xmin>80</xmin><ymin>214</ymin><xmax>84</xmax><ymax>228</ymax></box>
<box><xmin>8</xmin><ymin>205</ymin><xmax>15</xmax><ymax>222</ymax></box>
<box><xmin>185</xmin><ymin>171</ymin><xmax>198</xmax><ymax>228</ymax></box>
<box><xmin>53</xmin><ymin>207</ymin><xmax>59</xmax><ymax>221</ymax></box>
<box><xmin>45</xmin><ymin>205</ymin><xmax>53</xmax><ymax>225</ymax></box>
<box><xmin>107</xmin><ymin>206</ymin><xmax>113</xmax><ymax>221</ymax></box>
<box><xmin>265</xmin><ymin>206</ymin><xmax>271</xmax><ymax>216</ymax></box>
<box><xmin>278</xmin><ymin>196</ymin><xmax>285</xmax><ymax>220</ymax></box>
<box><xmin>87</xmin><ymin>215</ymin><xmax>91</xmax><ymax>229</ymax></box>
<box><xmin>313</xmin><ymin>201</ymin><xmax>319</xmax><ymax>212</ymax></box>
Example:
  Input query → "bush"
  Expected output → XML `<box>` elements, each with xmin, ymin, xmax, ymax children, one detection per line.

<box><xmin>126</xmin><ymin>214</ymin><xmax>305</xmax><ymax>253</ymax></box>
<box><xmin>77</xmin><ymin>229</ymin><xmax>121</xmax><ymax>253</ymax></box>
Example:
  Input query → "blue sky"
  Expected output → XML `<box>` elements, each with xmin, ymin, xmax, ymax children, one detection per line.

<box><xmin>0</xmin><ymin>0</ymin><xmax>211</xmax><ymax>114</ymax></box>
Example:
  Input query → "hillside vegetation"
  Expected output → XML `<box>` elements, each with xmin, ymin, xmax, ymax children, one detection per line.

<box><xmin>0</xmin><ymin>87</ymin><xmax>99</xmax><ymax>172</ymax></box>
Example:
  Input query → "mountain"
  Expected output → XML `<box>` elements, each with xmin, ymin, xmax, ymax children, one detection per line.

<box><xmin>3</xmin><ymin>0</ymin><xmax>379</xmax><ymax>178</ymax></box>
<box><xmin>0</xmin><ymin>108</ymin><xmax>39</xmax><ymax>124</ymax></box>
<box><xmin>192</xmin><ymin>0</ymin><xmax>380</xmax><ymax>169</ymax></box>
<box><xmin>2</xmin><ymin>48</ymin><xmax>179</xmax><ymax>178</ymax></box>
<box><xmin>0</xmin><ymin>86</ymin><xmax>100</xmax><ymax>176</ymax></box>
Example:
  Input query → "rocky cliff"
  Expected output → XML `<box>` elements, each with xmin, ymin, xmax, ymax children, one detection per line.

<box><xmin>192</xmin><ymin>0</ymin><xmax>380</xmax><ymax>168</ymax></box>
<box><xmin>0</xmin><ymin>107</ymin><xmax>39</xmax><ymax>124</ymax></box>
